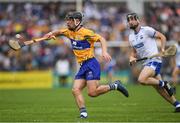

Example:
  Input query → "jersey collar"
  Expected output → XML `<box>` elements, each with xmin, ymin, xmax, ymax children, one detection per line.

<box><xmin>134</xmin><ymin>26</ymin><xmax>141</xmax><ymax>35</ymax></box>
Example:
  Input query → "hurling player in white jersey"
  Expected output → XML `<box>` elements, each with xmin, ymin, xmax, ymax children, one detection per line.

<box><xmin>127</xmin><ymin>13</ymin><xmax>180</xmax><ymax>112</ymax></box>
<box><xmin>172</xmin><ymin>41</ymin><xmax>180</xmax><ymax>93</ymax></box>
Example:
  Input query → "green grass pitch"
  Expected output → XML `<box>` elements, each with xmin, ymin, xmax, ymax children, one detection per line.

<box><xmin>0</xmin><ymin>85</ymin><xmax>180</xmax><ymax>122</ymax></box>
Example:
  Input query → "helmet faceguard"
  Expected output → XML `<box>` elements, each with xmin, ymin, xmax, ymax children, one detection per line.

<box><xmin>65</xmin><ymin>12</ymin><xmax>83</xmax><ymax>21</ymax></box>
<box><xmin>126</xmin><ymin>13</ymin><xmax>140</xmax><ymax>30</ymax></box>
<box><xmin>126</xmin><ymin>13</ymin><xmax>139</xmax><ymax>22</ymax></box>
<box><xmin>65</xmin><ymin>12</ymin><xmax>84</xmax><ymax>30</ymax></box>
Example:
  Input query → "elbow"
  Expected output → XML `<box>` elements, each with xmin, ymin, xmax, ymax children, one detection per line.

<box><xmin>99</xmin><ymin>37</ymin><xmax>106</xmax><ymax>43</ymax></box>
<box><xmin>156</xmin><ymin>31</ymin><xmax>166</xmax><ymax>42</ymax></box>
<box><xmin>162</xmin><ymin>35</ymin><xmax>166</xmax><ymax>42</ymax></box>
<box><xmin>159</xmin><ymin>33</ymin><xmax>166</xmax><ymax>42</ymax></box>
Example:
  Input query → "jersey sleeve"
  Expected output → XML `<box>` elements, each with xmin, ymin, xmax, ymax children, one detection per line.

<box><xmin>84</xmin><ymin>29</ymin><xmax>102</xmax><ymax>42</ymax></box>
<box><xmin>145</xmin><ymin>26</ymin><xmax>156</xmax><ymax>38</ymax></box>
<box><xmin>59</xmin><ymin>28</ymin><xmax>69</xmax><ymax>37</ymax></box>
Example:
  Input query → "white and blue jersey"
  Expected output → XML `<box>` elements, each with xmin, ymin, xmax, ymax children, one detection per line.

<box><xmin>175</xmin><ymin>43</ymin><xmax>180</xmax><ymax>68</ymax></box>
<box><xmin>129</xmin><ymin>26</ymin><xmax>162</xmax><ymax>76</ymax></box>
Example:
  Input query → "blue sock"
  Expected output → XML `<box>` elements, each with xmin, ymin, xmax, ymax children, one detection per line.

<box><xmin>159</xmin><ymin>80</ymin><xmax>164</xmax><ymax>87</ymax></box>
<box><xmin>173</xmin><ymin>101</ymin><xmax>180</xmax><ymax>108</ymax></box>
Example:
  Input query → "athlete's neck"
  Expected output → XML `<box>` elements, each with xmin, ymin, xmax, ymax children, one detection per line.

<box><xmin>75</xmin><ymin>25</ymin><xmax>83</xmax><ymax>31</ymax></box>
<box><xmin>134</xmin><ymin>25</ymin><xmax>141</xmax><ymax>34</ymax></box>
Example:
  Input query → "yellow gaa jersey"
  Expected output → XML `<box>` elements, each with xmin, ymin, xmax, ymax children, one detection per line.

<box><xmin>59</xmin><ymin>27</ymin><xmax>102</xmax><ymax>63</ymax></box>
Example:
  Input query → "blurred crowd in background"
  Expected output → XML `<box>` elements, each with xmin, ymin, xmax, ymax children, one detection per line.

<box><xmin>0</xmin><ymin>0</ymin><xmax>179</xmax><ymax>81</ymax></box>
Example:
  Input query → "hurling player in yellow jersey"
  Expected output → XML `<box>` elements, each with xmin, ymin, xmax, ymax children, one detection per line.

<box><xmin>44</xmin><ymin>12</ymin><xmax>129</xmax><ymax>118</ymax></box>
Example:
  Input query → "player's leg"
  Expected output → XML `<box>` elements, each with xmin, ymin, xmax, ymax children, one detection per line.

<box><xmin>153</xmin><ymin>74</ymin><xmax>180</xmax><ymax>112</ymax></box>
<box><xmin>60</xmin><ymin>76</ymin><xmax>68</xmax><ymax>87</ymax></box>
<box><xmin>138</xmin><ymin>66</ymin><xmax>161</xmax><ymax>85</ymax></box>
<box><xmin>72</xmin><ymin>79</ymin><xmax>87</xmax><ymax>118</ymax></box>
<box><xmin>172</xmin><ymin>67</ymin><xmax>179</xmax><ymax>84</ymax></box>
<box><xmin>86</xmin><ymin>80</ymin><xmax>109</xmax><ymax>97</ymax></box>
<box><xmin>86</xmin><ymin>79</ymin><xmax>129</xmax><ymax>97</ymax></box>
<box><xmin>172</xmin><ymin>66</ymin><xmax>180</xmax><ymax>93</ymax></box>
<box><xmin>85</xmin><ymin>57</ymin><xmax>129</xmax><ymax>97</ymax></box>
<box><xmin>138</xmin><ymin>63</ymin><xmax>174</xmax><ymax>96</ymax></box>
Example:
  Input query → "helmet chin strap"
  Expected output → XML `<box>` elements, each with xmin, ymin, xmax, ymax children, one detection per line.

<box><xmin>73</xmin><ymin>19</ymin><xmax>82</xmax><ymax>30</ymax></box>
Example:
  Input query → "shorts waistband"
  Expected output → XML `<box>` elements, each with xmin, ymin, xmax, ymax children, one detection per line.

<box><xmin>80</xmin><ymin>57</ymin><xmax>95</xmax><ymax>66</ymax></box>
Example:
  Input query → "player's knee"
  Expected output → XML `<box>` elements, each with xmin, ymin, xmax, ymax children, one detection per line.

<box><xmin>72</xmin><ymin>88</ymin><xmax>81</xmax><ymax>96</ymax></box>
<box><xmin>138</xmin><ymin>77</ymin><xmax>147</xmax><ymax>85</ymax></box>
<box><xmin>88</xmin><ymin>91</ymin><xmax>98</xmax><ymax>97</ymax></box>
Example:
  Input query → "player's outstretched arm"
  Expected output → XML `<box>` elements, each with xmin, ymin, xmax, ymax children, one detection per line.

<box><xmin>129</xmin><ymin>47</ymin><xmax>137</xmax><ymax>66</ymax></box>
<box><xmin>43</xmin><ymin>30</ymin><xmax>61</xmax><ymax>39</ymax></box>
<box><xmin>98</xmin><ymin>37</ymin><xmax>112</xmax><ymax>62</ymax></box>
<box><xmin>8</xmin><ymin>34</ymin><xmax>56</xmax><ymax>51</ymax></box>
<box><xmin>154</xmin><ymin>31</ymin><xmax>166</xmax><ymax>52</ymax></box>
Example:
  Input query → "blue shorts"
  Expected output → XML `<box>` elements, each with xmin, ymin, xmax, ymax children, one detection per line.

<box><xmin>145</xmin><ymin>61</ymin><xmax>162</xmax><ymax>76</ymax></box>
<box><xmin>75</xmin><ymin>57</ymin><xmax>100</xmax><ymax>80</ymax></box>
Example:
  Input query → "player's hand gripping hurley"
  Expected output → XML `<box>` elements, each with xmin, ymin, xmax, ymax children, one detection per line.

<box><xmin>9</xmin><ymin>35</ymin><xmax>56</xmax><ymax>51</ymax></box>
<box><xmin>130</xmin><ymin>45</ymin><xmax>177</xmax><ymax>66</ymax></box>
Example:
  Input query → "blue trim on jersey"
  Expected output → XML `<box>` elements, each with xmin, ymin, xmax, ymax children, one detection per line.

<box><xmin>134</xmin><ymin>42</ymin><xmax>144</xmax><ymax>49</ymax></box>
<box><xmin>178</xmin><ymin>65</ymin><xmax>180</xmax><ymax>69</ymax></box>
<box><xmin>134</xmin><ymin>27</ymin><xmax>142</xmax><ymax>35</ymax></box>
<box><xmin>152</xmin><ymin>31</ymin><xmax>156</xmax><ymax>38</ymax></box>
<box><xmin>145</xmin><ymin>61</ymin><xmax>162</xmax><ymax>76</ymax></box>
<box><xmin>75</xmin><ymin>57</ymin><xmax>100</xmax><ymax>80</ymax></box>
<box><xmin>70</xmin><ymin>39</ymin><xmax>90</xmax><ymax>50</ymax></box>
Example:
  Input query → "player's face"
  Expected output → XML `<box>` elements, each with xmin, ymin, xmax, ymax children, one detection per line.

<box><xmin>66</xmin><ymin>19</ymin><xmax>76</xmax><ymax>30</ymax></box>
<box><xmin>127</xmin><ymin>17</ymin><xmax>139</xmax><ymax>30</ymax></box>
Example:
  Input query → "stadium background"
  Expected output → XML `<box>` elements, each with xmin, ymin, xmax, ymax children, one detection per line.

<box><xmin>0</xmin><ymin>0</ymin><xmax>180</xmax><ymax>122</ymax></box>
<box><xmin>0</xmin><ymin>0</ymin><xmax>179</xmax><ymax>88</ymax></box>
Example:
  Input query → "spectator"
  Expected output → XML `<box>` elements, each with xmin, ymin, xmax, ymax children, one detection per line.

<box><xmin>54</xmin><ymin>54</ymin><xmax>70</xmax><ymax>87</ymax></box>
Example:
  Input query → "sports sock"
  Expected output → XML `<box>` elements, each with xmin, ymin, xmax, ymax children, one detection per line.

<box><xmin>80</xmin><ymin>107</ymin><xmax>87</xmax><ymax>113</ymax></box>
<box><xmin>173</xmin><ymin>101</ymin><xmax>180</xmax><ymax>108</ymax></box>
<box><xmin>80</xmin><ymin>107</ymin><xmax>87</xmax><ymax>118</ymax></box>
<box><xmin>109</xmin><ymin>83</ymin><xmax>118</xmax><ymax>90</ymax></box>
<box><xmin>159</xmin><ymin>80</ymin><xmax>165</xmax><ymax>87</ymax></box>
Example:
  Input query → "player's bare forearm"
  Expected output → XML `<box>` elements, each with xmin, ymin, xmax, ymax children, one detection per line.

<box><xmin>44</xmin><ymin>30</ymin><xmax>62</xmax><ymax>39</ymax></box>
<box><xmin>99</xmin><ymin>37</ymin><xmax>108</xmax><ymax>53</ymax></box>
<box><xmin>129</xmin><ymin>48</ymin><xmax>137</xmax><ymax>59</ymax></box>
<box><xmin>99</xmin><ymin>37</ymin><xmax>112</xmax><ymax>62</ymax></box>
<box><xmin>155</xmin><ymin>31</ymin><xmax>166</xmax><ymax>52</ymax></box>
<box><xmin>129</xmin><ymin>48</ymin><xmax>137</xmax><ymax>65</ymax></box>
<box><xmin>50</xmin><ymin>30</ymin><xmax>62</xmax><ymax>36</ymax></box>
